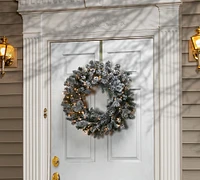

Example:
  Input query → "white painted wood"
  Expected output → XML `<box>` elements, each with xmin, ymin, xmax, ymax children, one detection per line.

<box><xmin>16</xmin><ymin>0</ymin><xmax>181</xmax><ymax>11</ymax></box>
<box><xmin>41</xmin><ymin>7</ymin><xmax>159</xmax><ymax>36</ymax></box>
<box><xmin>51</xmin><ymin>42</ymin><xmax>99</xmax><ymax>166</ymax></box>
<box><xmin>85</xmin><ymin>0</ymin><xmax>181</xmax><ymax>7</ymax></box>
<box><xmin>103</xmin><ymin>40</ymin><xmax>154</xmax><ymax>175</ymax></box>
<box><xmin>20</xmin><ymin>2</ymin><xmax>181</xmax><ymax>180</ymax></box>
<box><xmin>157</xmin><ymin>4</ymin><xmax>180</xmax><ymax>27</ymax></box>
<box><xmin>157</xmin><ymin>4</ymin><xmax>181</xmax><ymax>180</ymax></box>
<box><xmin>17</xmin><ymin>0</ymin><xmax>85</xmax><ymax>11</ymax></box>
<box><xmin>51</xmin><ymin>39</ymin><xmax>154</xmax><ymax>180</ymax></box>
<box><xmin>23</xmin><ymin>36</ymin><xmax>42</xmax><ymax>180</ymax></box>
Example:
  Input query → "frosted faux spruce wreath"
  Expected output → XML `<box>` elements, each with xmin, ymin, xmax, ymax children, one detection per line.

<box><xmin>62</xmin><ymin>61</ymin><xmax>135</xmax><ymax>137</ymax></box>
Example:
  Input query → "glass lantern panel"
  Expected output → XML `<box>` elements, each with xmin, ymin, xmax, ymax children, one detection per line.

<box><xmin>0</xmin><ymin>44</ymin><xmax>14</xmax><ymax>59</ymax></box>
<box><xmin>191</xmin><ymin>35</ymin><xmax>200</xmax><ymax>50</ymax></box>
<box><xmin>6</xmin><ymin>45</ymin><xmax>14</xmax><ymax>59</ymax></box>
<box><xmin>0</xmin><ymin>44</ymin><xmax>6</xmax><ymax>56</ymax></box>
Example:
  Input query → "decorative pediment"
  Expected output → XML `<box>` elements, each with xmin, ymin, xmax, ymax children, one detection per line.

<box><xmin>16</xmin><ymin>0</ymin><xmax>181</xmax><ymax>12</ymax></box>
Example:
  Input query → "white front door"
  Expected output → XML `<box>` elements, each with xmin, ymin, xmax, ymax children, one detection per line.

<box><xmin>50</xmin><ymin>39</ymin><xmax>154</xmax><ymax>180</ymax></box>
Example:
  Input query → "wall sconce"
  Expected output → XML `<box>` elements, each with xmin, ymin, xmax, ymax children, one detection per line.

<box><xmin>189</xmin><ymin>27</ymin><xmax>200</xmax><ymax>69</ymax></box>
<box><xmin>0</xmin><ymin>36</ymin><xmax>17</xmax><ymax>77</ymax></box>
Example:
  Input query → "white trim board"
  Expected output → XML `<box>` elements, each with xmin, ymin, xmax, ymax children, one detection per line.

<box><xmin>16</xmin><ymin>0</ymin><xmax>181</xmax><ymax>12</ymax></box>
<box><xmin>19</xmin><ymin>3</ymin><xmax>181</xmax><ymax>180</ymax></box>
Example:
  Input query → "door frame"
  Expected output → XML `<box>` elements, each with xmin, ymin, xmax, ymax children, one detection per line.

<box><xmin>19</xmin><ymin>3</ymin><xmax>181</xmax><ymax>180</ymax></box>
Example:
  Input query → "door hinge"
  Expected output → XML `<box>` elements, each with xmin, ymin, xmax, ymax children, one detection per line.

<box><xmin>44</xmin><ymin>108</ymin><xmax>47</xmax><ymax>118</ymax></box>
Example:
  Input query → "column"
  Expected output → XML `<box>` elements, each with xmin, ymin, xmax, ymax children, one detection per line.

<box><xmin>157</xmin><ymin>4</ymin><xmax>181</xmax><ymax>180</ymax></box>
<box><xmin>22</xmin><ymin>13</ymin><xmax>46</xmax><ymax>180</ymax></box>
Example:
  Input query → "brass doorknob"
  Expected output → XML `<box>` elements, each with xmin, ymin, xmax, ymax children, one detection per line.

<box><xmin>52</xmin><ymin>172</ymin><xmax>60</xmax><ymax>180</ymax></box>
<box><xmin>52</xmin><ymin>156</ymin><xmax>59</xmax><ymax>167</ymax></box>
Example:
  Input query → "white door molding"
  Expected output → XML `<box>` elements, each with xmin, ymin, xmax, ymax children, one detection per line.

<box><xmin>16</xmin><ymin>0</ymin><xmax>181</xmax><ymax>11</ymax></box>
<box><xmin>19</xmin><ymin>3</ymin><xmax>181</xmax><ymax>180</ymax></box>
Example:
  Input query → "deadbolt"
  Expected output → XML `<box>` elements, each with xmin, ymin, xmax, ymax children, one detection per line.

<box><xmin>52</xmin><ymin>172</ymin><xmax>60</xmax><ymax>180</ymax></box>
<box><xmin>52</xmin><ymin>156</ymin><xmax>59</xmax><ymax>167</ymax></box>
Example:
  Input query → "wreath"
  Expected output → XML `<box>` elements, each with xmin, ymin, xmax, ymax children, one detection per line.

<box><xmin>62</xmin><ymin>60</ymin><xmax>135</xmax><ymax>137</ymax></box>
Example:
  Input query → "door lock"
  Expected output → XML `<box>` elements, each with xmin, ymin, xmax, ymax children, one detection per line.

<box><xmin>52</xmin><ymin>156</ymin><xmax>59</xmax><ymax>167</ymax></box>
<box><xmin>52</xmin><ymin>172</ymin><xmax>60</xmax><ymax>180</ymax></box>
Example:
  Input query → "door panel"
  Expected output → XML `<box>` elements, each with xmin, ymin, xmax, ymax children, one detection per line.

<box><xmin>51</xmin><ymin>39</ymin><xmax>154</xmax><ymax>180</ymax></box>
<box><xmin>51</xmin><ymin>41</ymin><xmax>99</xmax><ymax>164</ymax></box>
<box><xmin>104</xmin><ymin>39</ymin><xmax>154</xmax><ymax>178</ymax></box>
<box><xmin>108</xmin><ymin>90</ymin><xmax>140</xmax><ymax>161</ymax></box>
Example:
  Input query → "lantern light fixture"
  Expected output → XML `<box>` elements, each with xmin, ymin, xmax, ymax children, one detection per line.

<box><xmin>189</xmin><ymin>27</ymin><xmax>200</xmax><ymax>70</ymax></box>
<box><xmin>0</xmin><ymin>36</ymin><xmax>16</xmax><ymax>77</ymax></box>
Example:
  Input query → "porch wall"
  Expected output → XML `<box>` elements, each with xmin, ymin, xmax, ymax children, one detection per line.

<box><xmin>182</xmin><ymin>0</ymin><xmax>200</xmax><ymax>180</ymax></box>
<box><xmin>0</xmin><ymin>0</ymin><xmax>23</xmax><ymax>179</ymax></box>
